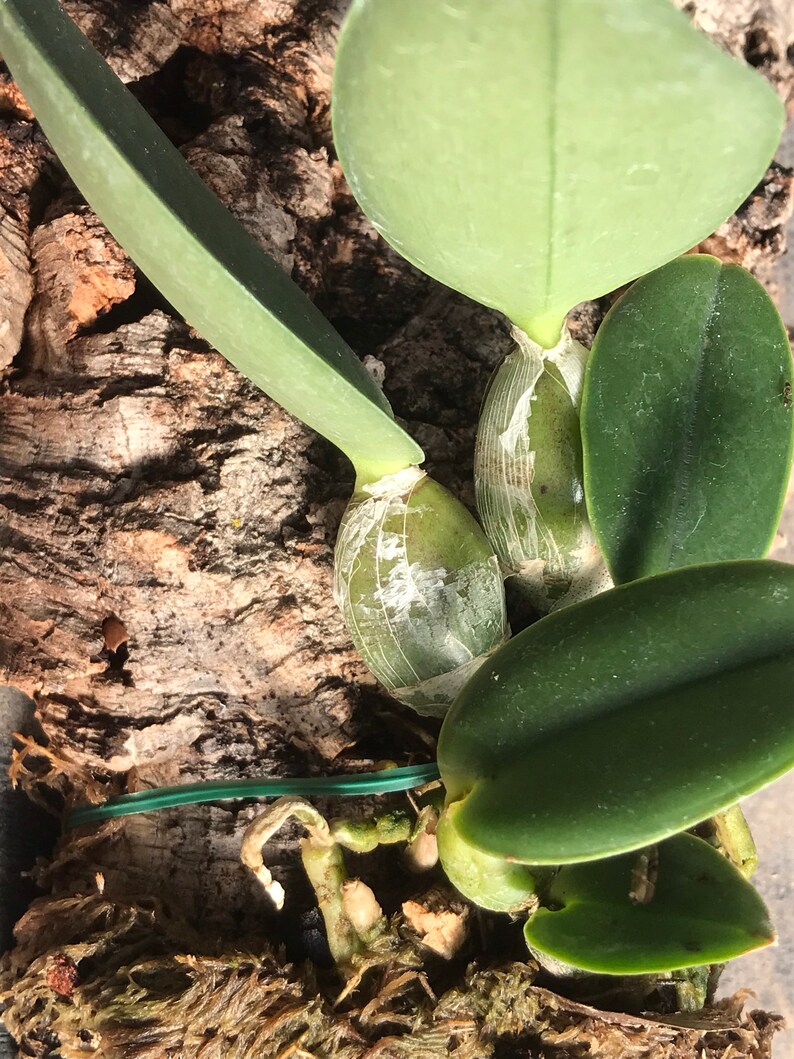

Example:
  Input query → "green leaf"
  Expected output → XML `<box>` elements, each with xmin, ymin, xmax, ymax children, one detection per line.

<box><xmin>582</xmin><ymin>256</ymin><xmax>794</xmax><ymax>585</ymax></box>
<box><xmin>524</xmin><ymin>834</ymin><xmax>774</xmax><ymax>975</ymax></box>
<box><xmin>0</xmin><ymin>0</ymin><xmax>422</xmax><ymax>480</ymax></box>
<box><xmin>332</xmin><ymin>0</ymin><xmax>783</xmax><ymax>348</ymax></box>
<box><xmin>437</xmin><ymin>560</ymin><xmax>794</xmax><ymax>864</ymax></box>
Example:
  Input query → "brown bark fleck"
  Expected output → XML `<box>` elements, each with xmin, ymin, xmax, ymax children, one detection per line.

<box><xmin>44</xmin><ymin>954</ymin><xmax>79</xmax><ymax>999</ymax></box>
<box><xmin>0</xmin><ymin>123</ymin><xmax>46</xmax><ymax>374</ymax></box>
<box><xmin>27</xmin><ymin>208</ymin><xmax>137</xmax><ymax>361</ymax></box>
<box><xmin>63</xmin><ymin>1</ymin><xmax>186</xmax><ymax>82</ymax></box>
<box><xmin>677</xmin><ymin>0</ymin><xmax>794</xmax><ymax>105</ymax></box>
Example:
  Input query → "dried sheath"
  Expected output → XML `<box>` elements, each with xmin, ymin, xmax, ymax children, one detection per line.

<box><xmin>475</xmin><ymin>327</ymin><xmax>610</xmax><ymax>613</ymax></box>
<box><xmin>334</xmin><ymin>468</ymin><xmax>507</xmax><ymax>716</ymax></box>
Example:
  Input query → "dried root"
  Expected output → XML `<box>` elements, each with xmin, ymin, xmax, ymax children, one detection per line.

<box><xmin>242</xmin><ymin>798</ymin><xmax>448</xmax><ymax>971</ymax></box>
<box><xmin>8</xmin><ymin>732</ymin><xmax>109</xmax><ymax>814</ymax></box>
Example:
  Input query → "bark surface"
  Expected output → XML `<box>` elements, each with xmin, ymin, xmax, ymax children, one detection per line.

<box><xmin>0</xmin><ymin>0</ymin><xmax>793</xmax><ymax>1056</ymax></box>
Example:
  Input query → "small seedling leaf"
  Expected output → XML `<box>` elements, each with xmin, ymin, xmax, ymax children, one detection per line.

<box><xmin>524</xmin><ymin>834</ymin><xmax>774</xmax><ymax>975</ymax></box>
<box><xmin>332</xmin><ymin>0</ymin><xmax>783</xmax><ymax>347</ymax></box>
<box><xmin>438</xmin><ymin>561</ymin><xmax>794</xmax><ymax>863</ymax></box>
<box><xmin>0</xmin><ymin>0</ymin><xmax>423</xmax><ymax>478</ymax></box>
<box><xmin>582</xmin><ymin>256</ymin><xmax>794</xmax><ymax>585</ymax></box>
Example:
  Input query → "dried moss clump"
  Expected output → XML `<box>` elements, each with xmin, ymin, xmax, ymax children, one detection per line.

<box><xmin>0</xmin><ymin>893</ymin><xmax>782</xmax><ymax>1059</ymax></box>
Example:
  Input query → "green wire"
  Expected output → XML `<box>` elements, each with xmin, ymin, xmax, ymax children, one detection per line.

<box><xmin>66</xmin><ymin>762</ymin><xmax>442</xmax><ymax>829</ymax></box>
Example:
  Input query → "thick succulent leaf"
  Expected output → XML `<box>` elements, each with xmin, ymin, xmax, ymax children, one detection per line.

<box><xmin>0</xmin><ymin>0</ymin><xmax>423</xmax><ymax>478</ymax></box>
<box><xmin>582</xmin><ymin>256</ymin><xmax>794</xmax><ymax>585</ymax></box>
<box><xmin>524</xmin><ymin>834</ymin><xmax>774</xmax><ymax>974</ymax></box>
<box><xmin>437</xmin><ymin>561</ymin><xmax>794</xmax><ymax>864</ymax></box>
<box><xmin>332</xmin><ymin>0</ymin><xmax>783</xmax><ymax>348</ymax></box>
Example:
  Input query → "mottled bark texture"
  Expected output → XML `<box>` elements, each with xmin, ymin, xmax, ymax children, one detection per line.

<box><xmin>0</xmin><ymin>0</ymin><xmax>793</xmax><ymax>1056</ymax></box>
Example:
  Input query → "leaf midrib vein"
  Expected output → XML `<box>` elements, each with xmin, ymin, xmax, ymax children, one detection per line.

<box><xmin>664</xmin><ymin>270</ymin><xmax>722</xmax><ymax>565</ymax></box>
<box><xmin>542</xmin><ymin>0</ymin><xmax>561</xmax><ymax>318</ymax></box>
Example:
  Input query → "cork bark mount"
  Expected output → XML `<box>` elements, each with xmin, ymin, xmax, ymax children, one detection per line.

<box><xmin>0</xmin><ymin>0</ymin><xmax>793</xmax><ymax>1056</ymax></box>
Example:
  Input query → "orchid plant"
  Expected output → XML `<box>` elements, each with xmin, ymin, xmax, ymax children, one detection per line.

<box><xmin>1</xmin><ymin>0</ymin><xmax>793</xmax><ymax>991</ymax></box>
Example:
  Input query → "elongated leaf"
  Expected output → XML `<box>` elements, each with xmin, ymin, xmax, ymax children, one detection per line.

<box><xmin>524</xmin><ymin>834</ymin><xmax>773</xmax><ymax>974</ymax></box>
<box><xmin>0</xmin><ymin>0</ymin><xmax>422</xmax><ymax>478</ymax></box>
<box><xmin>582</xmin><ymin>256</ymin><xmax>794</xmax><ymax>585</ymax></box>
<box><xmin>332</xmin><ymin>0</ymin><xmax>783</xmax><ymax>348</ymax></box>
<box><xmin>437</xmin><ymin>561</ymin><xmax>794</xmax><ymax>864</ymax></box>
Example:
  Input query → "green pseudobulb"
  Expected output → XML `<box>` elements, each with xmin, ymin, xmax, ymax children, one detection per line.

<box><xmin>475</xmin><ymin>328</ymin><xmax>610</xmax><ymax>613</ymax></box>
<box><xmin>334</xmin><ymin>469</ymin><xmax>507</xmax><ymax>716</ymax></box>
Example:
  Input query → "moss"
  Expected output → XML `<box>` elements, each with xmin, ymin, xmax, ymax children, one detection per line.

<box><xmin>0</xmin><ymin>894</ymin><xmax>782</xmax><ymax>1059</ymax></box>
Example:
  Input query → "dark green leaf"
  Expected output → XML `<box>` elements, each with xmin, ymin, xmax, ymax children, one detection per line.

<box><xmin>332</xmin><ymin>0</ymin><xmax>783</xmax><ymax>347</ymax></box>
<box><xmin>0</xmin><ymin>0</ymin><xmax>423</xmax><ymax>479</ymax></box>
<box><xmin>582</xmin><ymin>256</ymin><xmax>794</xmax><ymax>584</ymax></box>
<box><xmin>438</xmin><ymin>561</ymin><xmax>794</xmax><ymax>863</ymax></box>
<box><xmin>524</xmin><ymin>834</ymin><xmax>773</xmax><ymax>974</ymax></box>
